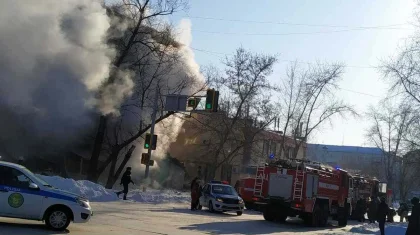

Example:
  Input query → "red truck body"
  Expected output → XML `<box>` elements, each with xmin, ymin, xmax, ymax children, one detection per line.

<box><xmin>240</xmin><ymin>159</ymin><xmax>352</xmax><ymax>227</ymax></box>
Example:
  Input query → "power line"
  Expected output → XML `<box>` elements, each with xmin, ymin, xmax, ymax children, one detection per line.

<box><xmin>191</xmin><ymin>27</ymin><xmax>412</xmax><ymax>37</ymax></box>
<box><xmin>190</xmin><ymin>47</ymin><xmax>383</xmax><ymax>98</ymax></box>
<box><xmin>191</xmin><ymin>47</ymin><xmax>379</xmax><ymax>69</ymax></box>
<box><xmin>184</xmin><ymin>15</ymin><xmax>410</xmax><ymax>29</ymax></box>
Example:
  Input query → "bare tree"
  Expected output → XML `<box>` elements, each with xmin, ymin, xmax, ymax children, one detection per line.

<box><xmin>277</xmin><ymin>63</ymin><xmax>357</xmax><ymax>159</ymax></box>
<box><xmin>182</xmin><ymin>48</ymin><xmax>278</xmax><ymax>179</ymax></box>
<box><xmin>88</xmin><ymin>0</ymin><xmax>190</xmax><ymax>183</ymax></box>
<box><xmin>366</xmin><ymin>102</ymin><xmax>417</xmax><ymax>198</ymax></box>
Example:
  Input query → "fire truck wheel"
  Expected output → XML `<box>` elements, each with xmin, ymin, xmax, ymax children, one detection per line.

<box><xmin>319</xmin><ymin>205</ymin><xmax>329</xmax><ymax>227</ymax></box>
<box><xmin>263</xmin><ymin>208</ymin><xmax>275</xmax><ymax>221</ymax></box>
<box><xmin>276</xmin><ymin>214</ymin><xmax>287</xmax><ymax>222</ymax></box>
<box><xmin>311</xmin><ymin>205</ymin><xmax>322</xmax><ymax>227</ymax></box>
<box><xmin>208</xmin><ymin>201</ymin><xmax>215</xmax><ymax>213</ymax></box>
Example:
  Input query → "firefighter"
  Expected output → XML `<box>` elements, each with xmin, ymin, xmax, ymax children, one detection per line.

<box><xmin>190</xmin><ymin>177</ymin><xmax>200</xmax><ymax>211</ymax></box>
<box><xmin>355</xmin><ymin>198</ymin><xmax>366</xmax><ymax>222</ymax></box>
<box><xmin>368</xmin><ymin>197</ymin><xmax>379</xmax><ymax>223</ymax></box>
<box><xmin>406</xmin><ymin>197</ymin><xmax>420</xmax><ymax>235</ymax></box>
<box><xmin>376</xmin><ymin>197</ymin><xmax>389</xmax><ymax>235</ymax></box>
<box><xmin>398</xmin><ymin>202</ymin><xmax>409</xmax><ymax>222</ymax></box>
<box><xmin>116</xmin><ymin>167</ymin><xmax>134</xmax><ymax>200</ymax></box>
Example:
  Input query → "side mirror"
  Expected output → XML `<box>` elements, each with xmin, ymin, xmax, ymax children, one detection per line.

<box><xmin>29</xmin><ymin>183</ymin><xmax>39</xmax><ymax>190</ymax></box>
<box><xmin>238</xmin><ymin>193</ymin><xmax>242</xmax><ymax>197</ymax></box>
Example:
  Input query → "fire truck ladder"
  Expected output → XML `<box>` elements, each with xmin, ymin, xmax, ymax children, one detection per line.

<box><xmin>293</xmin><ymin>163</ymin><xmax>305</xmax><ymax>201</ymax></box>
<box><xmin>254</xmin><ymin>166</ymin><xmax>265</xmax><ymax>197</ymax></box>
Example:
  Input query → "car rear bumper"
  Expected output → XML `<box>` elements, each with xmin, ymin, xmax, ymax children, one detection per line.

<box><xmin>213</xmin><ymin>201</ymin><xmax>244</xmax><ymax>212</ymax></box>
<box><xmin>73</xmin><ymin>207</ymin><xmax>93</xmax><ymax>223</ymax></box>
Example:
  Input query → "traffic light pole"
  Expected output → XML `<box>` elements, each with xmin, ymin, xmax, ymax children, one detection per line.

<box><xmin>144</xmin><ymin>88</ymin><xmax>159</xmax><ymax>179</ymax></box>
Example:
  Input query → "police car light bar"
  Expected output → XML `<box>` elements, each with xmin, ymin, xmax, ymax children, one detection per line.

<box><xmin>210</xmin><ymin>180</ymin><xmax>229</xmax><ymax>185</ymax></box>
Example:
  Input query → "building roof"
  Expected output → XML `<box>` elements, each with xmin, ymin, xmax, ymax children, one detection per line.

<box><xmin>307</xmin><ymin>144</ymin><xmax>382</xmax><ymax>155</ymax></box>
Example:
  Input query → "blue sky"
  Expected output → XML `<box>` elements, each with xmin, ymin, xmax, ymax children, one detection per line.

<box><xmin>166</xmin><ymin>0</ymin><xmax>418</xmax><ymax>146</ymax></box>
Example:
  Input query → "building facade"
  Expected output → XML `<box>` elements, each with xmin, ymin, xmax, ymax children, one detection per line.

<box><xmin>306</xmin><ymin>144</ymin><xmax>402</xmax><ymax>199</ymax></box>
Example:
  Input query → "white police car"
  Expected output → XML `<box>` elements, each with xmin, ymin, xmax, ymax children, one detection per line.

<box><xmin>0</xmin><ymin>161</ymin><xmax>92</xmax><ymax>231</ymax></box>
<box><xmin>199</xmin><ymin>181</ymin><xmax>245</xmax><ymax>215</ymax></box>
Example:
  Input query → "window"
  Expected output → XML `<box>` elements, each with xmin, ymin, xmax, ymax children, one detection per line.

<box><xmin>0</xmin><ymin>166</ymin><xmax>33</xmax><ymax>188</ymax></box>
<box><xmin>211</xmin><ymin>185</ymin><xmax>238</xmax><ymax>196</ymax></box>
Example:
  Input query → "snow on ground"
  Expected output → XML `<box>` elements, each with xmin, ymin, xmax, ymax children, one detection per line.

<box><xmin>38</xmin><ymin>175</ymin><xmax>190</xmax><ymax>204</ymax></box>
<box><xmin>347</xmin><ymin>222</ymin><xmax>407</xmax><ymax>235</ymax></box>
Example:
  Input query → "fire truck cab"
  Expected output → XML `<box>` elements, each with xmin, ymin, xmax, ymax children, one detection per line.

<box><xmin>255</xmin><ymin>159</ymin><xmax>351</xmax><ymax>227</ymax></box>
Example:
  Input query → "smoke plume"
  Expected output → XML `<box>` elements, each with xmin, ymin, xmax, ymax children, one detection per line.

<box><xmin>0</xmin><ymin>0</ymin><xmax>133</xmax><ymax>157</ymax></box>
<box><xmin>128</xmin><ymin>19</ymin><xmax>205</xmax><ymax>186</ymax></box>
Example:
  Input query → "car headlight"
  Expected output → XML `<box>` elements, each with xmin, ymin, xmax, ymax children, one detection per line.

<box><xmin>239</xmin><ymin>199</ymin><xmax>244</xmax><ymax>204</ymax></box>
<box><xmin>77</xmin><ymin>198</ymin><xmax>90</xmax><ymax>209</ymax></box>
<box><xmin>216</xmin><ymin>198</ymin><xmax>224</xmax><ymax>203</ymax></box>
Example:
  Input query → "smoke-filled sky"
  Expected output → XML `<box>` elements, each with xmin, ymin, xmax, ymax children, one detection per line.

<box><xmin>0</xmin><ymin>0</ymin><xmax>134</xmax><ymax>157</ymax></box>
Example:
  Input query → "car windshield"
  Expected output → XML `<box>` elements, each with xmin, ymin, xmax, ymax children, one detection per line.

<box><xmin>20</xmin><ymin>167</ymin><xmax>52</xmax><ymax>187</ymax></box>
<box><xmin>212</xmin><ymin>185</ymin><xmax>237</xmax><ymax>196</ymax></box>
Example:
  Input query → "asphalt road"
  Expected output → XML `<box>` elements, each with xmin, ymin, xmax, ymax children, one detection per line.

<box><xmin>0</xmin><ymin>201</ymin><xmax>363</xmax><ymax>235</ymax></box>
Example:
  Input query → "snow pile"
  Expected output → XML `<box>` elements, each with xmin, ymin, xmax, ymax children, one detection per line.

<box><xmin>349</xmin><ymin>223</ymin><xmax>407</xmax><ymax>235</ymax></box>
<box><xmin>38</xmin><ymin>175</ymin><xmax>190</xmax><ymax>204</ymax></box>
<box><xmin>39</xmin><ymin>175</ymin><xmax>118</xmax><ymax>202</ymax></box>
<box><xmin>128</xmin><ymin>189</ymin><xmax>190</xmax><ymax>204</ymax></box>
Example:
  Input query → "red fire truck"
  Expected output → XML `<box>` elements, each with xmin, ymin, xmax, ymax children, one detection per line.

<box><xmin>349</xmin><ymin>174</ymin><xmax>389</xmax><ymax>219</ymax></box>
<box><xmin>250</xmin><ymin>159</ymin><xmax>351</xmax><ymax>227</ymax></box>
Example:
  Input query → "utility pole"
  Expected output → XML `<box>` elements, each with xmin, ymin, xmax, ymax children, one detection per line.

<box><xmin>144</xmin><ymin>88</ymin><xmax>159</xmax><ymax>179</ymax></box>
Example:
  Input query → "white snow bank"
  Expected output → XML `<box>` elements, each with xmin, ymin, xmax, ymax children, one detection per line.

<box><xmin>128</xmin><ymin>189</ymin><xmax>190</xmax><ymax>204</ymax></box>
<box><xmin>39</xmin><ymin>175</ymin><xmax>119</xmax><ymax>202</ymax></box>
<box><xmin>38</xmin><ymin>175</ymin><xmax>190</xmax><ymax>204</ymax></box>
<box><xmin>349</xmin><ymin>222</ymin><xmax>407</xmax><ymax>235</ymax></box>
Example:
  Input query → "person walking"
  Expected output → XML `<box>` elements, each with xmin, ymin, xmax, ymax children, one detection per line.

<box><xmin>406</xmin><ymin>197</ymin><xmax>420</xmax><ymax>235</ymax></box>
<box><xmin>368</xmin><ymin>197</ymin><xmax>379</xmax><ymax>223</ymax></box>
<box><xmin>398</xmin><ymin>202</ymin><xmax>409</xmax><ymax>222</ymax></box>
<box><xmin>376</xmin><ymin>197</ymin><xmax>389</xmax><ymax>235</ymax></box>
<box><xmin>355</xmin><ymin>198</ymin><xmax>366</xmax><ymax>222</ymax></box>
<box><xmin>190</xmin><ymin>177</ymin><xmax>200</xmax><ymax>211</ymax></box>
<box><xmin>116</xmin><ymin>167</ymin><xmax>134</xmax><ymax>200</ymax></box>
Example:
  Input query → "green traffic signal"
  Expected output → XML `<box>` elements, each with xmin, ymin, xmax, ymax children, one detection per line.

<box><xmin>145</xmin><ymin>143</ymin><xmax>150</xmax><ymax>148</ymax></box>
<box><xmin>206</xmin><ymin>103</ymin><xmax>212</xmax><ymax>109</ymax></box>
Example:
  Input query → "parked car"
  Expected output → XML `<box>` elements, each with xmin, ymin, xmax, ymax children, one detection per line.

<box><xmin>199</xmin><ymin>180</ymin><xmax>245</xmax><ymax>216</ymax></box>
<box><xmin>0</xmin><ymin>161</ymin><xmax>92</xmax><ymax>231</ymax></box>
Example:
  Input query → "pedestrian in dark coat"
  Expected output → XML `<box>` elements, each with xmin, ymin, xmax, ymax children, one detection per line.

<box><xmin>116</xmin><ymin>167</ymin><xmax>134</xmax><ymax>200</ymax></box>
<box><xmin>376</xmin><ymin>197</ymin><xmax>389</xmax><ymax>235</ymax></box>
<box><xmin>406</xmin><ymin>197</ymin><xmax>420</xmax><ymax>235</ymax></box>
<box><xmin>398</xmin><ymin>202</ymin><xmax>409</xmax><ymax>222</ymax></box>
<box><xmin>368</xmin><ymin>197</ymin><xmax>379</xmax><ymax>223</ymax></box>
<box><xmin>190</xmin><ymin>177</ymin><xmax>200</xmax><ymax>210</ymax></box>
<box><xmin>355</xmin><ymin>198</ymin><xmax>366</xmax><ymax>222</ymax></box>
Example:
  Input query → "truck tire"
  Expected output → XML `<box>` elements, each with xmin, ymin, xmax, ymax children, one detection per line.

<box><xmin>319</xmin><ymin>205</ymin><xmax>329</xmax><ymax>227</ymax></box>
<box><xmin>337</xmin><ymin>204</ymin><xmax>349</xmax><ymax>227</ymax></box>
<box><xmin>263</xmin><ymin>208</ymin><xmax>275</xmax><ymax>221</ymax></box>
<box><xmin>276</xmin><ymin>214</ymin><xmax>287</xmax><ymax>222</ymax></box>
<box><xmin>311</xmin><ymin>204</ymin><xmax>321</xmax><ymax>227</ymax></box>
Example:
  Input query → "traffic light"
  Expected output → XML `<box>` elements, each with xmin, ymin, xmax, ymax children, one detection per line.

<box><xmin>141</xmin><ymin>153</ymin><xmax>150</xmax><ymax>165</ymax></box>
<box><xmin>144</xmin><ymin>134</ymin><xmax>158</xmax><ymax>150</ymax></box>
<box><xmin>187</xmin><ymin>98</ymin><xmax>200</xmax><ymax>109</ymax></box>
<box><xmin>205</xmin><ymin>89</ymin><xmax>219</xmax><ymax>112</ymax></box>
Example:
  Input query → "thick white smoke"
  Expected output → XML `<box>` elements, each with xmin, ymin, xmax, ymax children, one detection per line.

<box><xmin>0</xmin><ymin>0</ymin><xmax>133</xmax><ymax>156</ymax></box>
<box><xmin>128</xmin><ymin>19</ymin><xmax>205</xmax><ymax>186</ymax></box>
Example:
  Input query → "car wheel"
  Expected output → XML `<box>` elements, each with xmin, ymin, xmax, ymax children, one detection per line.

<box><xmin>209</xmin><ymin>201</ymin><xmax>214</xmax><ymax>213</ymax></box>
<box><xmin>45</xmin><ymin>209</ymin><xmax>71</xmax><ymax>231</ymax></box>
<box><xmin>197</xmin><ymin>204</ymin><xmax>202</xmax><ymax>210</ymax></box>
<box><xmin>237</xmin><ymin>211</ymin><xmax>243</xmax><ymax>216</ymax></box>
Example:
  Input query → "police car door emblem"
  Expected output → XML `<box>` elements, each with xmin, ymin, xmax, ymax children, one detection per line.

<box><xmin>8</xmin><ymin>193</ymin><xmax>24</xmax><ymax>208</ymax></box>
